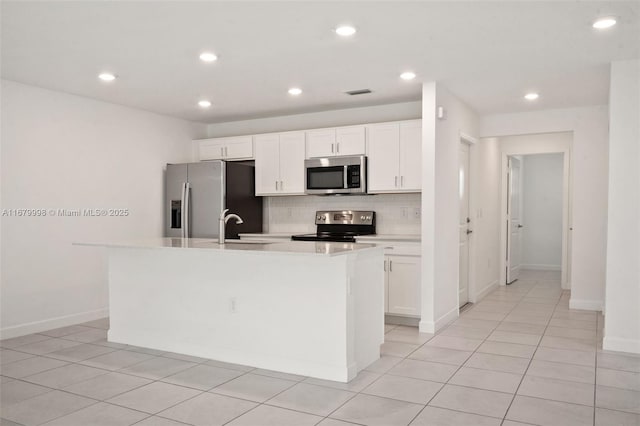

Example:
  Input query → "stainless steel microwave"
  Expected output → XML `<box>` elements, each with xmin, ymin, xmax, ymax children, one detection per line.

<box><xmin>304</xmin><ymin>155</ymin><xmax>367</xmax><ymax>195</ymax></box>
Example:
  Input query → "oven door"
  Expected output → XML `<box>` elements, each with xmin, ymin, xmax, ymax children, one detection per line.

<box><xmin>304</xmin><ymin>156</ymin><xmax>367</xmax><ymax>195</ymax></box>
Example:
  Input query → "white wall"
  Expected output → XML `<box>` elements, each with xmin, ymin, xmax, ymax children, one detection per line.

<box><xmin>0</xmin><ymin>80</ymin><xmax>206</xmax><ymax>338</ymax></box>
<box><xmin>264</xmin><ymin>193</ymin><xmax>421</xmax><ymax>235</ymax></box>
<box><xmin>481</xmin><ymin>106</ymin><xmax>609</xmax><ymax>311</ymax></box>
<box><xmin>604</xmin><ymin>59</ymin><xmax>640</xmax><ymax>354</ymax></box>
<box><xmin>521</xmin><ymin>153</ymin><xmax>564</xmax><ymax>270</ymax></box>
<box><xmin>207</xmin><ymin>101</ymin><xmax>421</xmax><ymax>137</ymax></box>
<box><xmin>420</xmin><ymin>83</ymin><xmax>480</xmax><ymax>333</ymax></box>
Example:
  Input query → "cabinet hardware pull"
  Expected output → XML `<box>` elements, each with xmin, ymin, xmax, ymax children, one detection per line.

<box><xmin>337</xmin><ymin>142</ymin><xmax>340</xmax><ymax>153</ymax></box>
<box><xmin>389</xmin><ymin>260</ymin><xmax>393</xmax><ymax>272</ymax></box>
<box><xmin>395</xmin><ymin>176</ymin><xmax>398</xmax><ymax>187</ymax></box>
<box><xmin>384</xmin><ymin>260</ymin><xmax>387</xmax><ymax>272</ymax></box>
<box><xmin>275</xmin><ymin>180</ymin><xmax>278</xmax><ymax>191</ymax></box>
<box><xmin>401</xmin><ymin>176</ymin><xmax>404</xmax><ymax>187</ymax></box>
<box><xmin>331</xmin><ymin>143</ymin><xmax>334</xmax><ymax>153</ymax></box>
<box><xmin>280</xmin><ymin>181</ymin><xmax>283</xmax><ymax>190</ymax></box>
<box><xmin>220</xmin><ymin>147</ymin><xmax>224</xmax><ymax>157</ymax></box>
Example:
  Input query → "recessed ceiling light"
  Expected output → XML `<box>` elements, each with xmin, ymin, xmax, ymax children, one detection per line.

<box><xmin>524</xmin><ymin>93</ymin><xmax>539</xmax><ymax>101</ymax></box>
<box><xmin>199</xmin><ymin>52</ymin><xmax>218</xmax><ymax>62</ymax></box>
<box><xmin>400</xmin><ymin>72</ymin><xmax>416</xmax><ymax>81</ymax></box>
<box><xmin>98</xmin><ymin>73</ymin><xmax>116</xmax><ymax>82</ymax></box>
<box><xmin>335</xmin><ymin>25</ymin><xmax>356</xmax><ymax>37</ymax></box>
<box><xmin>593</xmin><ymin>17</ymin><xmax>617</xmax><ymax>29</ymax></box>
<box><xmin>198</xmin><ymin>100</ymin><xmax>212</xmax><ymax>108</ymax></box>
<box><xmin>288</xmin><ymin>88</ymin><xmax>302</xmax><ymax>96</ymax></box>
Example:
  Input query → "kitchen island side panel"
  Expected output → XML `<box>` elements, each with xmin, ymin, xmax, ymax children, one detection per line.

<box><xmin>106</xmin><ymin>246</ymin><xmax>383</xmax><ymax>381</ymax></box>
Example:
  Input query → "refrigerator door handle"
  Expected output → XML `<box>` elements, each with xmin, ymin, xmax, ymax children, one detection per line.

<box><xmin>180</xmin><ymin>182</ymin><xmax>186</xmax><ymax>237</ymax></box>
<box><xmin>181</xmin><ymin>182</ymin><xmax>191</xmax><ymax>238</ymax></box>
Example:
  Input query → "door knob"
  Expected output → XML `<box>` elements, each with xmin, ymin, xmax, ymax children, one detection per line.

<box><xmin>466</xmin><ymin>229</ymin><xmax>473</xmax><ymax>235</ymax></box>
<box><xmin>517</xmin><ymin>224</ymin><xmax>524</xmax><ymax>228</ymax></box>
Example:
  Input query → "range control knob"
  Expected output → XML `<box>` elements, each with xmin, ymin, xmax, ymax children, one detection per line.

<box><xmin>360</xmin><ymin>215</ymin><xmax>366</xmax><ymax>220</ymax></box>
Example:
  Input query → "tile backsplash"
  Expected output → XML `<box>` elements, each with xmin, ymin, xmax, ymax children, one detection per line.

<box><xmin>264</xmin><ymin>193</ymin><xmax>421</xmax><ymax>235</ymax></box>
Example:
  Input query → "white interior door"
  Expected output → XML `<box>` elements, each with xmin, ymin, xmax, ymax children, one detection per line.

<box><xmin>507</xmin><ymin>156</ymin><xmax>523</xmax><ymax>284</ymax></box>
<box><xmin>458</xmin><ymin>143</ymin><xmax>470</xmax><ymax>306</ymax></box>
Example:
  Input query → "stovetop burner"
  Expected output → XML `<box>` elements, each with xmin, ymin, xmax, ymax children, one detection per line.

<box><xmin>291</xmin><ymin>210</ymin><xmax>376</xmax><ymax>243</ymax></box>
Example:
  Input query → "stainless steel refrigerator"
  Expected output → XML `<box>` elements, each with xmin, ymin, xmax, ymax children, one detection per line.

<box><xmin>165</xmin><ymin>161</ymin><xmax>263</xmax><ymax>239</ymax></box>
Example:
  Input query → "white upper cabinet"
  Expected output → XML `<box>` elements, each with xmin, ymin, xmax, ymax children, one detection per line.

<box><xmin>367</xmin><ymin>120</ymin><xmax>421</xmax><ymax>193</ymax></box>
<box><xmin>335</xmin><ymin>126</ymin><xmax>366</xmax><ymax>156</ymax></box>
<box><xmin>255</xmin><ymin>132</ymin><xmax>305</xmax><ymax>196</ymax></box>
<box><xmin>367</xmin><ymin>123</ymin><xmax>401</xmax><ymax>192</ymax></box>
<box><xmin>198</xmin><ymin>136</ymin><xmax>253</xmax><ymax>161</ymax></box>
<box><xmin>305</xmin><ymin>126</ymin><xmax>365</xmax><ymax>158</ymax></box>
<box><xmin>305</xmin><ymin>129</ymin><xmax>336</xmax><ymax>158</ymax></box>
<box><xmin>278</xmin><ymin>132</ymin><xmax>306</xmax><ymax>194</ymax></box>
<box><xmin>254</xmin><ymin>134</ymin><xmax>280</xmax><ymax>195</ymax></box>
<box><xmin>399</xmin><ymin>120</ymin><xmax>422</xmax><ymax>191</ymax></box>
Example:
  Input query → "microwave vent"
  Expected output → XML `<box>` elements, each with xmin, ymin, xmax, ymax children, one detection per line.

<box><xmin>345</xmin><ymin>89</ymin><xmax>372</xmax><ymax>96</ymax></box>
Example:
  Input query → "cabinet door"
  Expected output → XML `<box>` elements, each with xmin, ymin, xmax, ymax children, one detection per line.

<box><xmin>254</xmin><ymin>134</ymin><xmax>281</xmax><ymax>195</ymax></box>
<box><xmin>198</xmin><ymin>138</ymin><xmax>226</xmax><ymax>161</ymax></box>
<box><xmin>367</xmin><ymin>123</ymin><xmax>400</xmax><ymax>193</ymax></box>
<box><xmin>335</xmin><ymin>126</ymin><xmax>366</xmax><ymax>156</ymax></box>
<box><xmin>384</xmin><ymin>258</ymin><xmax>390</xmax><ymax>313</ymax></box>
<box><xmin>224</xmin><ymin>136</ymin><xmax>254</xmax><ymax>160</ymax></box>
<box><xmin>387</xmin><ymin>255</ymin><xmax>421</xmax><ymax>316</ymax></box>
<box><xmin>399</xmin><ymin>120</ymin><xmax>422</xmax><ymax>191</ymax></box>
<box><xmin>278</xmin><ymin>132</ymin><xmax>306</xmax><ymax>195</ymax></box>
<box><xmin>306</xmin><ymin>129</ymin><xmax>336</xmax><ymax>158</ymax></box>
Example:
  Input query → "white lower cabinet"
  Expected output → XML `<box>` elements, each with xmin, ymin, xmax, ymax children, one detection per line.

<box><xmin>385</xmin><ymin>254</ymin><xmax>421</xmax><ymax>317</ymax></box>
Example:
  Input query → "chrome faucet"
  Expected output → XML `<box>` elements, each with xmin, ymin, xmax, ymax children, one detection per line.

<box><xmin>218</xmin><ymin>209</ymin><xmax>244</xmax><ymax>244</ymax></box>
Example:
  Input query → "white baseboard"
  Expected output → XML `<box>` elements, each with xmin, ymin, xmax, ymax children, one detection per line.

<box><xmin>419</xmin><ymin>305</ymin><xmax>459</xmax><ymax>334</ymax></box>
<box><xmin>1</xmin><ymin>308</ymin><xmax>108</xmax><ymax>340</ymax></box>
<box><xmin>603</xmin><ymin>336</ymin><xmax>640</xmax><ymax>354</ymax></box>
<box><xmin>472</xmin><ymin>280</ymin><xmax>498</xmax><ymax>303</ymax></box>
<box><xmin>569</xmin><ymin>299</ymin><xmax>603</xmax><ymax>312</ymax></box>
<box><xmin>521</xmin><ymin>264</ymin><xmax>561</xmax><ymax>271</ymax></box>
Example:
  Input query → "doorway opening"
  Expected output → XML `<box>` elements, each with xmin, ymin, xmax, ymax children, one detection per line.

<box><xmin>506</xmin><ymin>153</ymin><xmax>565</xmax><ymax>284</ymax></box>
<box><xmin>499</xmin><ymin>132</ymin><xmax>572</xmax><ymax>289</ymax></box>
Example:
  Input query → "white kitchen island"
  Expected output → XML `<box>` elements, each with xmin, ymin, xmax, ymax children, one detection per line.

<box><xmin>81</xmin><ymin>238</ymin><xmax>384</xmax><ymax>382</ymax></box>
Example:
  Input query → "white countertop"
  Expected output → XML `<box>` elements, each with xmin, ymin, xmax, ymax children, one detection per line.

<box><xmin>76</xmin><ymin>238</ymin><xmax>379</xmax><ymax>257</ymax></box>
<box><xmin>240</xmin><ymin>233</ymin><xmax>421</xmax><ymax>242</ymax></box>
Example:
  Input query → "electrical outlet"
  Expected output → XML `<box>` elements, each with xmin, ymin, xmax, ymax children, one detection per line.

<box><xmin>229</xmin><ymin>297</ymin><xmax>237</xmax><ymax>313</ymax></box>
<box><xmin>413</xmin><ymin>208</ymin><xmax>421</xmax><ymax>219</ymax></box>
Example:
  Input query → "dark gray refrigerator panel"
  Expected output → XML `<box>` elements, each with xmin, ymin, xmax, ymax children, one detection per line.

<box><xmin>225</xmin><ymin>162</ymin><xmax>263</xmax><ymax>239</ymax></box>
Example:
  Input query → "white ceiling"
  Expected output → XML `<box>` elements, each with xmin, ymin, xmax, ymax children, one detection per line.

<box><xmin>2</xmin><ymin>1</ymin><xmax>638</xmax><ymax>124</ymax></box>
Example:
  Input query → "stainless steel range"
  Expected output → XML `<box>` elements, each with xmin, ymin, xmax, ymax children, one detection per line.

<box><xmin>291</xmin><ymin>210</ymin><xmax>376</xmax><ymax>242</ymax></box>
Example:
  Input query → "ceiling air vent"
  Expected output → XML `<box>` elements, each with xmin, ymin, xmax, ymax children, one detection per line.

<box><xmin>345</xmin><ymin>89</ymin><xmax>372</xmax><ymax>96</ymax></box>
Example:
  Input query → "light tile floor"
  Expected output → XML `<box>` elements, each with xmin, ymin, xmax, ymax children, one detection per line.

<box><xmin>2</xmin><ymin>270</ymin><xmax>639</xmax><ymax>426</ymax></box>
